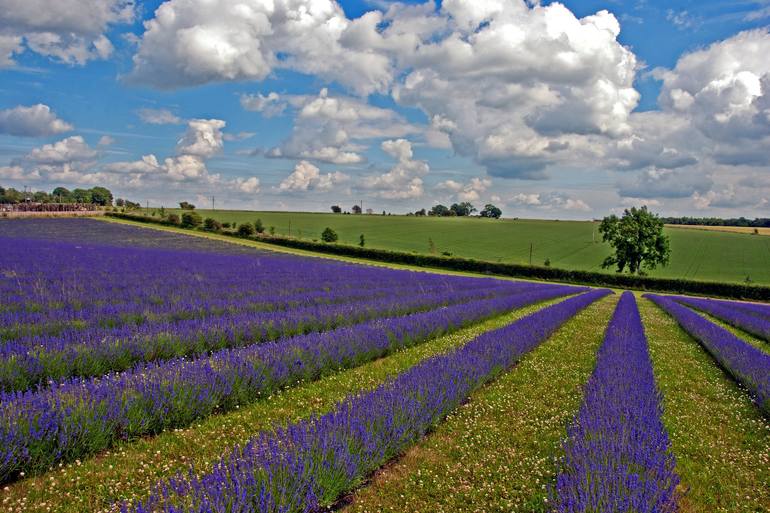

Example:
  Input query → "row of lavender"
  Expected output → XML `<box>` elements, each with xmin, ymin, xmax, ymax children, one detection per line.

<box><xmin>646</xmin><ymin>294</ymin><xmax>770</xmax><ymax>416</ymax></box>
<box><xmin>0</xmin><ymin>234</ymin><xmax>503</xmax><ymax>335</ymax></box>
<box><xmin>124</xmin><ymin>289</ymin><xmax>610</xmax><ymax>512</ymax></box>
<box><xmin>0</xmin><ymin>283</ymin><xmax>529</xmax><ymax>392</ymax></box>
<box><xmin>0</xmin><ymin>281</ymin><xmax>581</xmax><ymax>483</ymax></box>
<box><xmin>0</xmin><ymin>236</ymin><xmax>529</xmax><ymax>391</ymax></box>
<box><xmin>552</xmin><ymin>292</ymin><xmax>679</xmax><ymax>512</ymax></box>
<box><xmin>669</xmin><ymin>295</ymin><xmax>770</xmax><ymax>341</ymax></box>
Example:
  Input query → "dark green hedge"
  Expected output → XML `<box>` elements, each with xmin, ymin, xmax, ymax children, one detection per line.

<box><xmin>106</xmin><ymin>212</ymin><xmax>770</xmax><ymax>301</ymax></box>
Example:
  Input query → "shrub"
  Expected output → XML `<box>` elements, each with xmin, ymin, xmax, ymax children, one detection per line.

<box><xmin>269</xmin><ymin>226</ymin><xmax>275</xmax><ymax>235</ymax></box>
<box><xmin>544</xmin><ymin>258</ymin><xmax>551</xmax><ymax>267</ymax></box>
<box><xmin>203</xmin><ymin>217</ymin><xmax>222</xmax><ymax>232</ymax></box>
<box><xmin>237</xmin><ymin>223</ymin><xmax>255</xmax><ymax>237</ymax></box>
<box><xmin>254</xmin><ymin>218</ymin><xmax>265</xmax><ymax>234</ymax></box>
<box><xmin>321</xmin><ymin>227</ymin><xmax>338</xmax><ymax>243</ymax></box>
<box><xmin>180</xmin><ymin>211</ymin><xmax>203</xmax><ymax>229</ymax></box>
<box><xmin>166</xmin><ymin>214</ymin><xmax>180</xmax><ymax>225</ymax></box>
<box><xmin>359</xmin><ymin>234</ymin><xmax>365</xmax><ymax>247</ymax></box>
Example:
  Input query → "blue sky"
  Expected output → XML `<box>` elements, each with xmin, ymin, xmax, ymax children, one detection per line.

<box><xmin>1</xmin><ymin>0</ymin><xmax>769</xmax><ymax>218</ymax></box>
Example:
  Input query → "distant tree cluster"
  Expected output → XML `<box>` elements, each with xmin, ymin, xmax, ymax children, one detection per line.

<box><xmin>662</xmin><ymin>216</ymin><xmax>770</xmax><ymax>228</ymax></box>
<box><xmin>0</xmin><ymin>185</ymin><xmax>115</xmax><ymax>206</ymax></box>
<box><xmin>425</xmin><ymin>202</ymin><xmax>501</xmax><ymax>218</ymax></box>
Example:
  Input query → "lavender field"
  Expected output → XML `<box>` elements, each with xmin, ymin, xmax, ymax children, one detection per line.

<box><xmin>0</xmin><ymin>219</ymin><xmax>767</xmax><ymax>513</ymax></box>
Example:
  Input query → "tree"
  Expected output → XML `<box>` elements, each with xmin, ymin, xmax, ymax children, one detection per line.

<box><xmin>89</xmin><ymin>186</ymin><xmax>113</xmax><ymax>206</ymax></box>
<box><xmin>321</xmin><ymin>227</ymin><xmax>338</xmax><ymax>242</ymax></box>
<box><xmin>359</xmin><ymin>234</ymin><xmax>365</xmax><ymax>247</ymax></box>
<box><xmin>450</xmin><ymin>202</ymin><xmax>475</xmax><ymax>216</ymax></box>
<box><xmin>331</xmin><ymin>205</ymin><xmax>342</xmax><ymax>213</ymax></box>
<box><xmin>179</xmin><ymin>201</ymin><xmax>195</xmax><ymax>210</ymax></box>
<box><xmin>352</xmin><ymin>204</ymin><xmax>362</xmax><ymax>215</ymax></box>
<box><xmin>429</xmin><ymin>204</ymin><xmax>450</xmax><ymax>217</ymax></box>
<box><xmin>181</xmin><ymin>211</ymin><xmax>202</xmax><ymax>228</ymax></box>
<box><xmin>254</xmin><ymin>218</ymin><xmax>265</xmax><ymax>234</ymax></box>
<box><xmin>237</xmin><ymin>223</ymin><xmax>255</xmax><ymax>236</ymax></box>
<box><xmin>72</xmin><ymin>188</ymin><xmax>92</xmax><ymax>203</ymax></box>
<box><xmin>479</xmin><ymin>203</ymin><xmax>502</xmax><ymax>219</ymax></box>
<box><xmin>166</xmin><ymin>213</ymin><xmax>180</xmax><ymax>225</ymax></box>
<box><xmin>599</xmin><ymin>206</ymin><xmax>670</xmax><ymax>275</ymax></box>
<box><xmin>414</xmin><ymin>208</ymin><xmax>426</xmax><ymax>216</ymax></box>
<box><xmin>52</xmin><ymin>187</ymin><xmax>71</xmax><ymax>202</ymax></box>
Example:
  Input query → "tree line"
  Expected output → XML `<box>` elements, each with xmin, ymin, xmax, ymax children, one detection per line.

<box><xmin>330</xmin><ymin>202</ymin><xmax>503</xmax><ymax>218</ymax></box>
<box><xmin>661</xmin><ymin>216</ymin><xmax>770</xmax><ymax>228</ymax></box>
<box><xmin>0</xmin><ymin>185</ymin><xmax>125</xmax><ymax>207</ymax></box>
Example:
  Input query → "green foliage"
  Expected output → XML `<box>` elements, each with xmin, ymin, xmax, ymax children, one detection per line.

<box><xmin>352</xmin><ymin>205</ymin><xmax>362</xmax><ymax>214</ymax></box>
<box><xmin>544</xmin><ymin>258</ymin><xmax>551</xmax><ymax>267</ymax></box>
<box><xmin>359</xmin><ymin>234</ymin><xmax>365</xmax><ymax>247</ymax></box>
<box><xmin>321</xmin><ymin>227</ymin><xmax>338</xmax><ymax>243</ymax></box>
<box><xmin>479</xmin><ymin>203</ymin><xmax>502</xmax><ymax>219</ymax></box>
<box><xmin>254</xmin><ymin>218</ymin><xmax>265</xmax><ymax>234</ymax></box>
<box><xmin>429</xmin><ymin>204</ymin><xmax>450</xmax><ymax>217</ymax></box>
<box><xmin>179</xmin><ymin>201</ymin><xmax>195</xmax><ymax>210</ymax></box>
<box><xmin>203</xmin><ymin>217</ymin><xmax>222</xmax><ymax>231</ymax></box>
<box><xmin>165</xmin><ymin>213</ymin><xmax>180</xmax><ymax>225</ymax></box>
<box><xmin>269</xmin><ymin>226</ymin><xmax>275</xmax><ymax>235</ymax></box>
<box><xmin>599</xmin><ymin>206</ymin><xmax>670</xmax><ymax>275</ymax></box>
<box><xmin>331</xmin><ymin>205</ymin><xmax>342</xmax><ymax>213</ymax></box>
<box><xmin>180</xmin><ymin>211</ymin><xmax>202</xmax><ymax>229</ymax></box>
<box><xmin>237</xmin><ymin>223</ymin><xmax>255</xmax><ymax>237</ymax></box>
<box><xmin>89</xmin><ymin>187</ymin><xmax>113</xmax><ymax>206</ymax></box>
<box><xmin>450</xmin><ymin>202</ymin><xmax>475</xmax><ymax>217</ymax></box>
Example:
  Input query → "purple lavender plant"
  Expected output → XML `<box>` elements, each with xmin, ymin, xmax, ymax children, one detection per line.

<box><xmin>126</xmin><ymin>288</ymin><xmax>611</xmax><ymax>513</ymax></box>
<box><xmin>646</xmin><ymin>294</ymin><xmax>770</xmax><ymax>416</ymax></box>
<box><xmin>671</xmin><ymin>296</ymin><xmax>770</xmax><ymax>341</ymax></box>
<box><xmin>0</xmin><ymin>283</ymin><xmax>583</xmax><ymax>483</ymax></box>
<box><xmin>551</xmin><ymin>292</ymin><xmax>679</xmax><ymax>513</ymax></box>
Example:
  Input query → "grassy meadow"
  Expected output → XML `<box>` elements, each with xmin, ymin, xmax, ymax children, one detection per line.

<box><xmin>146</xmin><ymin>209</ymin><xmax>770</xmax><ymax>284</ymax></box>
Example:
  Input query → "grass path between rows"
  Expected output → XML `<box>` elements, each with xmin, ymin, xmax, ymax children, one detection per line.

<box><xmin>342</xmin><ymin>293</ymin><xmax>618</xmax><ymax>513</ymax></box>
<box><xmin>639</xmin><ymin>297</ymin><xmax>770</xmax><ymax>513</ymax></box>
<box><xmin>0</xmin><ymin>297</ymin><xmax>568</xmax><ymax>513</ymax></box>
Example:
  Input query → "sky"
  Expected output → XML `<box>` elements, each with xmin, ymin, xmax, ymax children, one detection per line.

<box><xmin>1</xmin><ymin>0</ymin><xmax>770</xmax><ymax>219</ymax></box>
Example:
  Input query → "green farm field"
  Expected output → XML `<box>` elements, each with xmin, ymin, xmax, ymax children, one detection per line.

<box><xmin>148</xmin><ymin>209</ymin><xmax>770</xmax><ymax>285</ymax></box>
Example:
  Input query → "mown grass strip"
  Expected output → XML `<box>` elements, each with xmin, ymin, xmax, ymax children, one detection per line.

<box><xmin>342</xmin><ymin>294</ymin><xmax>618</xmax><ymax>513</ymax></box>
<box><xmin>639</xmin><ymin>296</ymin><xmax>770</xmax><ymax>513</ymax></box>
<box><xmin>0</xmin><ymin>297</ymin><xmax>565</xmax><ymax>513</ymax></box>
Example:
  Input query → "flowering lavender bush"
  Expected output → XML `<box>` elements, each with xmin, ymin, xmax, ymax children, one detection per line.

<box><xmin>0</xmin><ymin>234</ymin><xmax>537</xmax><ymax>391</ymax></box>
<box><xmin>552</xmin><ymin>292</ymin><xmax>679</xmax><ymax>512</ymax></box>
<box><xmin>0</xmin><ymin>282</ymin><xmax>581</xmax><ymax>483</ymax></box>
<box><xmin>671</xmin><ymin>296</ymin><xmax>770</xmax><ymax>341</ymax></box>
<box><xmin>126</xmin><ymin>288</ymin><xmax>611</xmax><ymax>513</ymax></box>
<box><xmin>646</xmin><ymin>294</ymin><xmax>770</xmax><ymax>416</ymax></box>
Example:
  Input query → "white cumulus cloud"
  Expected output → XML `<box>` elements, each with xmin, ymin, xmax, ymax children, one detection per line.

<box><xmin>0</xmin><ymin>104</ymin><xmax>73</xmax><ymax>137</ymax></box>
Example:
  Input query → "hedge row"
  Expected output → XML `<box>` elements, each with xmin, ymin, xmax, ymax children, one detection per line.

<box><xmin>105</xmin><ymin>212</ymin><xmax>770</xmax><ymax>301</ymax></box>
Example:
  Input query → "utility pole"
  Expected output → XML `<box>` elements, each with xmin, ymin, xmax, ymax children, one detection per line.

<box><xmin>211</xmin><ymin>196</ymin><xmax>215</xmax><ymax>211</ymax></box>
<box><xmin>146</xmin><ymin>200</ymin><xmax>149</xmax><ymax>212</ymax></box>
<box><xmin>288</xmin><ymin>219</ymin><xmax>291</xmax><ymax>237</ymax></box>
<box><xmin>529</xmin><ymin>243</ymin><xmax>533</xmax><ymax>266</ymax></box>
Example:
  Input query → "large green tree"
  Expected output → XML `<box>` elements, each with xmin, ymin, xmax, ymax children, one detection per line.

<box><xmin>599</xmin><ymin>206</ymin><xmax>670</xmax><ymax>275</ymax></box>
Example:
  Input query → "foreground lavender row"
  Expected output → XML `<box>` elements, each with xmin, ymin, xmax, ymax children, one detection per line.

<box><xmin>671</xmin><ymin>295</ymin><xmax>770</xmax><ymax>342</ymax></box>
<box><xmin>646</xmin><ymin>294</ymin><xmax>770</xmax><ymax>416</ymax></box>
<box><xmin>552</xmin><ymin>292</ymin><xmax>679</xmax><ymax>512</ymax></box>
<box><xmin>126</xmin><ymin>289</ymin><xmax>611</xmax><ymax>513</ymax></box>
<box><xmin>0</xmin><ymin>282</ymin><xmax>581</xmax><ymax>483</ymax></box>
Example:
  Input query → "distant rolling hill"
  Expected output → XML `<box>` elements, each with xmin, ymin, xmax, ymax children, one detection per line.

<box><xmin>147</xmin><ymin>209</ymin><xmax>770</xmax><ymax>285</ymax></box>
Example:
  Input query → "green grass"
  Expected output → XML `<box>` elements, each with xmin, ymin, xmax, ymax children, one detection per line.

<box><xmin>640</xmin><ymin>297</ymin><xmax>770</xmax><ymax>513</ymax></box>
<box><xmin>141</xmin><ymin>209</ymin><xmax>770</xmax><ymax>284</ymax></box>
<box><xmin>0</xmin><ymin>297</ymin><xmax>564</xmax><ymax>513</ymax></box>
<box><xmin>342</xmin><ymin>294</ymin><xmax>618</xmax><ymax>513</ymax></box>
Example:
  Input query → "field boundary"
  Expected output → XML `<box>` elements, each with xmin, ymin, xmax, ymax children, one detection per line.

<box><xmin>103</xmin><ymin>212</ymin><xmax>770</xmax><ymax>300</ymax></box>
